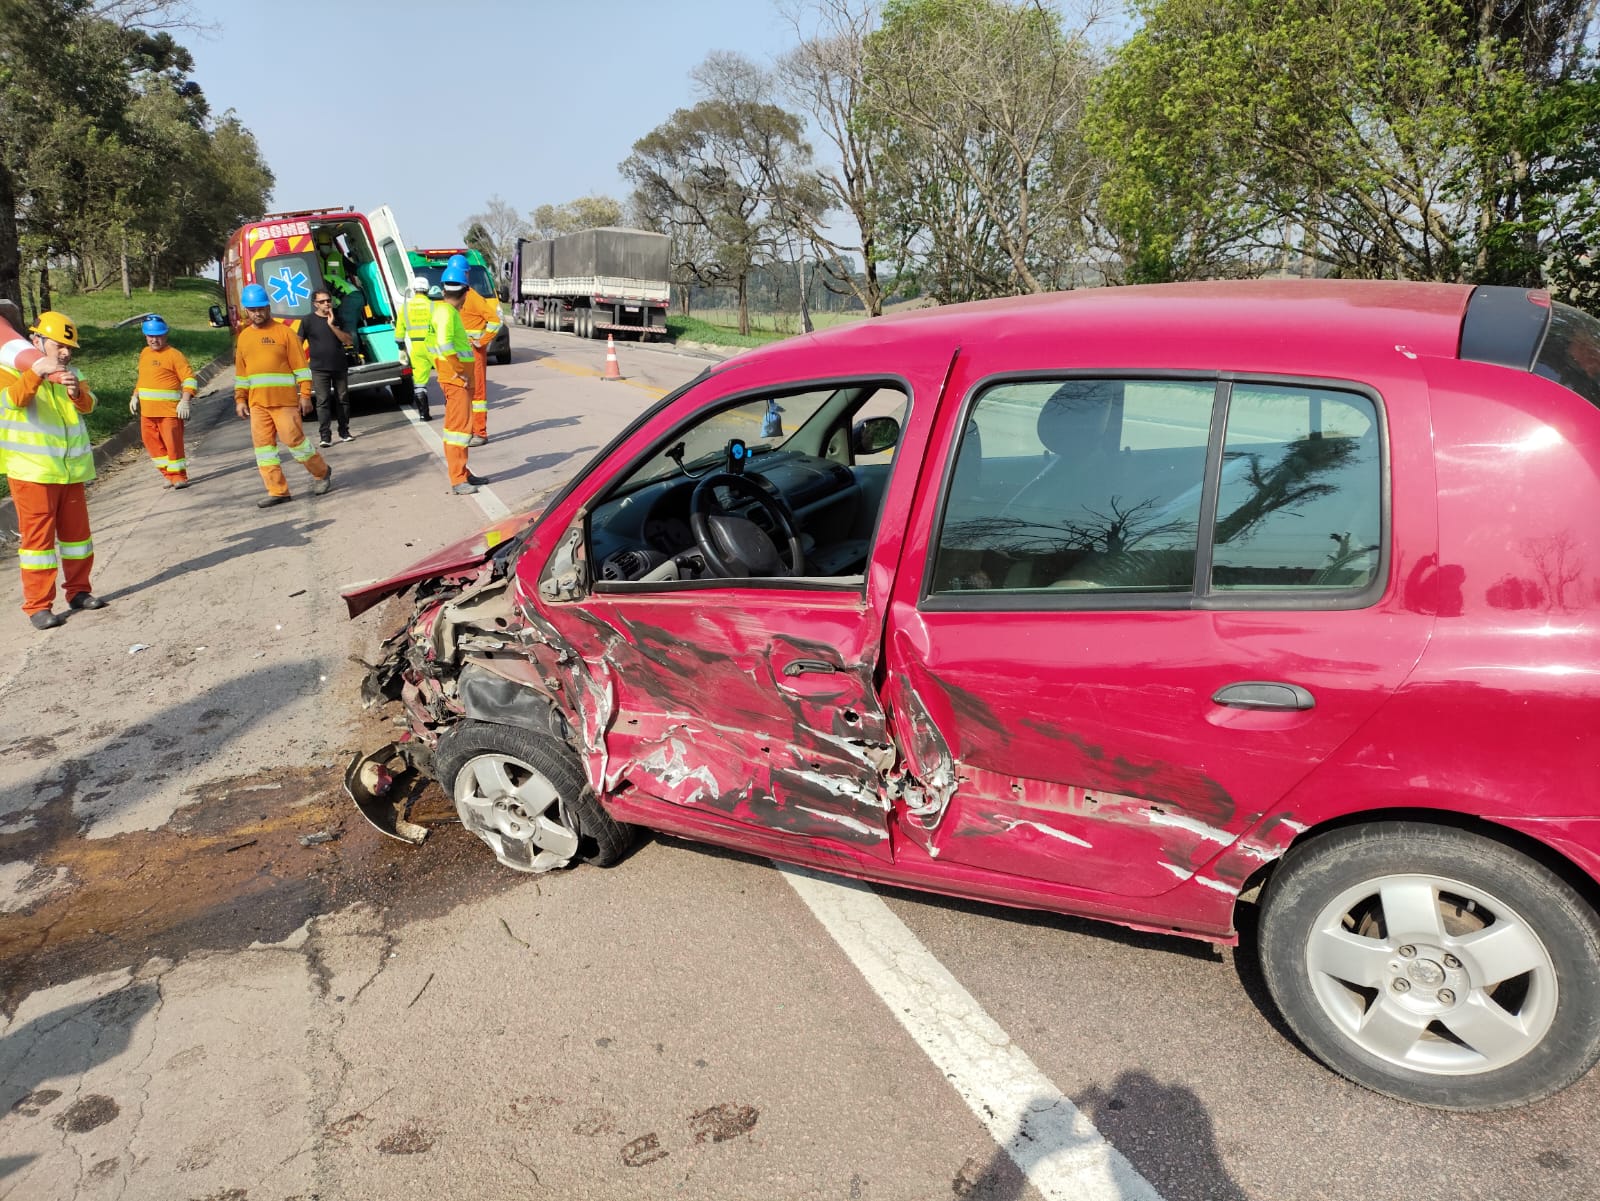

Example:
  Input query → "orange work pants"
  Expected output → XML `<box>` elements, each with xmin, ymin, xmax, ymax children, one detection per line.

<box><xmin>141</xmin><ymin>415</ymin><xmax>187</xmax><ymax>484</ymax></box>
<box><xmin>470</xmin><ymin>345</ymin><xmax>488</xmax><ymax>437</ymax></box>
<box><xmin>440</xmin><ymin>378</ymin><xmax>472</xmax><ymax>485</ymax></box>
<box><xmin>11</xmin><ymin>478</ymin><xmax>93</xmax><ymax>615</ymax></box>
<box><xmin>251</xmin><ymin>405</ymin><xmax>329</xmax><ymax>498</ymax></box>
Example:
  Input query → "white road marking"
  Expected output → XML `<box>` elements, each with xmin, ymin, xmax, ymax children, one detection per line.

<box><xmin>780</xmin><ymin>865</ymin><xmax>1166</xmax><ymax>1201</ymax></box>
<box><xmin>399</xmin><ymin>404</ymin><xmax>511</xmax><ymax>520</ymax></box>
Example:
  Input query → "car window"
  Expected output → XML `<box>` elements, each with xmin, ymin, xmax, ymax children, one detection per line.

<box><xmin>1534</xmin><ymin>301</ymin><xmax>1600</xmax><ymax>410</ymax></box>
<box><xmin>1210</xmin><ymin>384</ymin><xmax>1380</xmax><ymax>591</ymax></box>
<box><xmin>379</xmin><ymin>238</ymin><xmax>410</xmax><ymax>302</ymax></box>
<box><xmin>932</xmin><ymin>378</ymin><xmax>1214</xmax><ymax>593</ymax></box>
<box><xmin>254</xmin><ymin>253</ymin><xmax>322</xmax><ymax>320</ymax></box>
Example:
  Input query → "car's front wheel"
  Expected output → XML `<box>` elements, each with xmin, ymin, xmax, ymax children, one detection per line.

<box><xmin>1260</xmin><ymin>821</ymin><xmax>1600</xmax><ymax>1110</ymax></box>
<box><xmin>433</xmin><ymin>720</ymin><xmax>632</xmax><ymax>874</ymax></box>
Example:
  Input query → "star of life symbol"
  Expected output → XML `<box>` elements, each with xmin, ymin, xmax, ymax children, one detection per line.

<box><xmin>267</xmin><ymin>266</ymin><xmax>310</xmax><ymax>308</ymax></box>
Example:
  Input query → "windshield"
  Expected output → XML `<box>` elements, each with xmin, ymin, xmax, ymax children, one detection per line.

<box><xmin>416</xmin><ymin>263</ymin><xmax>495</xmax><ymax>298</ymax></box>
<box><xmin>619</xmin><ymin>389</ymin><xmax>841</xmax><ymax>491</ymax></box>
<box><xmin>1534</xmin><ymin>301</ymin><xmax>1600</xmax><ymax>410</ymax></box>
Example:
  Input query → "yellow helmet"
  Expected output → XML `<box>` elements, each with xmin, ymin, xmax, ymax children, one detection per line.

<box><xmin>30</xmin><ymin>310</ymin><xmax>79</xmax><ymax>348</ymax></box>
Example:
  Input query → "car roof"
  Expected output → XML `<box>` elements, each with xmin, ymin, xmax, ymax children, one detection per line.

<box><xmin>721</xmin><ymin>280</ymin><xmax>1477</xmax><ymax>376</ymax></box>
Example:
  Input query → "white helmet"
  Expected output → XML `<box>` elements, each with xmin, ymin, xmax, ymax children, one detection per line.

<box><xmin>410</xmin><ymin>276</ymin><xmax>429</xmax><ymax>293</ymax></box>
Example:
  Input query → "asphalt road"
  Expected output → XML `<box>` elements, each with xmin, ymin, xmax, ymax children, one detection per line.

<box><xmin>0</xmin><ymin>323</ymin><xmax>1596</xmax><ymax>1200</ymax></box>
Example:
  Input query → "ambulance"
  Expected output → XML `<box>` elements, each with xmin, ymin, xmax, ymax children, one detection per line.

<box><xmin>219</xmin><ymin>205</ymin><xmax>416</xmax><ymax>403</ymax></box>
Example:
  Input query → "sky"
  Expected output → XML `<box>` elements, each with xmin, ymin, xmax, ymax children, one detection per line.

<box><xmin>182</xmin><ymin>0</ymin><xmax>806</xmax><ymax>247</ymax></box>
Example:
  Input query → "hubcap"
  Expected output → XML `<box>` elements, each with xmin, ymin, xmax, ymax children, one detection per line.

<box><xmin>453</xmin><ymin>753</ymin><xmax>581</xmax><ymax>874</ymax></box>
<box><xmin>1303</xmin><ymin>873</ymin><xmax>1557</xmax><ymax>1075</ymax></box>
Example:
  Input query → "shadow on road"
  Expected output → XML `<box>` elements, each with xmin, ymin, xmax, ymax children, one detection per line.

<box><xmin>102</xmin><ymin>518</ymin><xmax>335</xmax><ymax>600</ymax></box>
<box><xmin>1077</xmin><ymin>1070</ymin><xmax>1252</xmax><ymax>1200</ymax></box>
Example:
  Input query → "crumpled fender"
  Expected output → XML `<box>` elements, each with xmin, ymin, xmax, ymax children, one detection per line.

<box><xmin>340</xmin><ymin>510</ymin><xmax>542</xmax><ymax>618</ymax></box>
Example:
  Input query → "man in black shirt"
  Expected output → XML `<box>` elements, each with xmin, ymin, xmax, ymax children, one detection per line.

<box><xmin>301</xmin><ymin>289</ymin><xmax>354</xmax><ymax>446</ymax></box>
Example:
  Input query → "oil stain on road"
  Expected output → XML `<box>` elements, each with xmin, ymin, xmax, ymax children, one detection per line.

<box><xmin>0</xmin><ymin>763</ymin><xmax>521</xmax><ymax>1016</ymax></box>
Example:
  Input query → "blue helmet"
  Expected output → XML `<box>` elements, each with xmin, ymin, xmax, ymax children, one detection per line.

<box><xmin>441</xmin><ymin>264</ymin><xmax>470</xmax><ymax>287</ymax></box>
<box><xmin>240</xmin><ymin>283</ymin><xmax>270</xmax><ymax>309</ymax></box>
<box><xmin>141</xmin><ymin>313</ymin><xmax>169</xmax><ymax>336</ymax></box>
<box><xmin>446</xmin><ymin>254</ymin><xmax>469</xmax><ymax>271</ymax></box>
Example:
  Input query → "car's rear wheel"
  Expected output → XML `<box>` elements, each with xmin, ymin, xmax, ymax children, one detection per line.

<box><xmin>433</xmin><ymin>720</ymin><xmax>632</xmax><ymax>873</ymax></box>
<box><xmin>1260</xmin><ymin>821</ymin><xmax>1600</xmax><ymax>1110</ymax></box>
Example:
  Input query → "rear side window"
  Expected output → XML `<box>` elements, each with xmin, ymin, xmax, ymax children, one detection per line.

<box><xmin>1534</xmin><ymin>302</ymin><xmax>1600</xmax><ymax>410</ymax></box>
<box><xmin>1212</xmin><ymin>385</ymin><xmax>1380</xmax><ymax>590</ymax></box>
<box><xmin>255</xmin><ymin>253</ymin><xmax>321</xmax><ymax>320</ymax></box>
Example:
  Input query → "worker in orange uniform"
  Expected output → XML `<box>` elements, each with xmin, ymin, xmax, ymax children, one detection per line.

<box><xmin>0</xmin><ymin>308</ymin><xmax>107</xmax><ymax>630</ymax></box>
<box><xmin>450</xmin><ymin>254</ymin><xmax>500</xmax><ymax>444</ymax></box>
<box><xmin>129</xmin><ymin>313</ymin><xmax>197</xmax><ymax>489</ymax></box>
<box><xmin>434</xmin><ymin>265</ymin><xmax>490</xmax><ymax>495</ymax></box>
<box><xmin>233</xmin><ymin>283</ymin><xmax>333</xmax><ymax>508</ymax></box>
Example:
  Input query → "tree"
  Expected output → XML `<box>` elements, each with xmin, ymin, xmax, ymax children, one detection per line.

<box><xmin>778</xmin><ymin>0</ymin><xmax>895</xmax><ymax>315</ymax></box>
<box><xmin>460</xmin><ymin>195</ymin><xmax>529</xmax><ymax>266</ymax></box>
<box><xmin>858</xmin><ymin>0</ymin><xmax>1104</xmax><ymax>303</ymax></box>
<box><xmin>531</xmin><ymin>194</ymin><xmax>625</xmax><ymax>238</ymax></box>
<box><xmin>1088</xmin><ymin>0</ymin><xmax>1600</xmax><ymax>295</ymax></box>
<box><xmin>621</xmin><ymin>53</ymin><xmax>825</xmax><ymax>334</ymax></box>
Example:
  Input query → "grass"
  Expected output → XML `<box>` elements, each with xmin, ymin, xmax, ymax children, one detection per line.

<box><xmin>666</xmin><ymin>314</ymin><xmax>792</xmax><ymax>349</ymax></box>
<box><xmin>3</xmin><ymin>277</ymin><xmax>234</xmax><ymax>498</ymax></box>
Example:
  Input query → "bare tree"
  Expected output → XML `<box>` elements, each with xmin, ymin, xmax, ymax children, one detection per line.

<box><xmin>460</xmin><ymin>195</ymin><xmax>530</xmax><ymax>266</ymax></box>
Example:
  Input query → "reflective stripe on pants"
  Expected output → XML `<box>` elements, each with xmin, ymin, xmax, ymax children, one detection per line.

<box><xmin>250</xmin><ymin>405</ymin><xmax>328</xmax><ymax>497</ymax></box>
<box><xmin>441</xmin><ymin>379</ymin><xmax>472</xmax><ymax>486</ymax></box>
<box><xmin>141</xmin><ymin>415</ymin><xmax>188</xmax><ymax>483</ymax></box>
<box><xmin>10</xmin><ymin>477</ymin><xmax>93</xmax><ymax>614</ymax></box>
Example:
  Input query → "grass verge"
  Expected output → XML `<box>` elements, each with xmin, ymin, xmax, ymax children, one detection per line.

<box><xmin>666</xmin><ymin>314</ymin><xmax>792</xmax><ymax>350</ymax></box>
<box><xmin>3</xmin><ymin>277</ymin><xmax>233</xmax><ymax>499</ymax></box>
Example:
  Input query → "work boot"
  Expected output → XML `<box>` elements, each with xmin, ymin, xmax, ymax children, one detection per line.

<box><xmin>29</xmin><ymin>610</ymin><xmax>63</xmax><ymax>630</ymax></box>
<box><xmin>68</xmin><ymin>593</ymin><xmax>106</xmax><ymax>610</ymax></box>
<box><xmin>417</xmin><ymin>403</ymin><xmax>431</xmax><ymax>421</ymax></box>
<box><xmin>466</xmin><ymin>472</ymin><xmax>490</xmax><ymax>486</ymax></box>
<box><xmin>467</xmin><ymin>434</ymin><xmax>488</xmax><ymax>447</ymax></box>
<box><xmin>452</xmin><ymin>482</ymin><xmax>479</xmax><ymax>496</ymax></box>
<box><xmin>312</xmin><ymin>466</ymin><xmax>334</xmax><ymax>496</ymax></box>
<box><xmin>257</xmin><ymin>493</ymin><xmax>293</xmax><ymax>508</ymax></box>
<box><xmin>173</xmin><ymin>479</ymin><xmax>191</xmax><ymax>490</ymax></box>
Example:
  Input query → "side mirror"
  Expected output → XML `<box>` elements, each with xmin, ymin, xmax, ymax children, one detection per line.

<box><xmin>207</xmin><ymin>304</ymin><xmax>226</xmax><ymax>328</ymax></box>
<box><xmin>852</xmin><ymin>415</ymin><xmax>900</xmax><ymax>457</ymax></box>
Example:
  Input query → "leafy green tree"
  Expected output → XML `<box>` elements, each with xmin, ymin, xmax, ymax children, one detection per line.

<box><xmin>532</xmin><ymin>195</ymin><xmax>626</xmax><ymax>237</ymax></box>
<box><xmin>858</xmin><ymin>0</ymin><xmax>1101</xmax><ymax>303</ymax></box>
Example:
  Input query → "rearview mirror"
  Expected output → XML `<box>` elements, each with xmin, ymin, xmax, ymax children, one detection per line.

<box><xmin>852</xmin><ymin>415</ymin><xmax>900</xmax><ymax>456</ymax></box>
<box><xmin>207</xmin><ymin>304</ymin><xmax>226</xmax><ymax>328</ymax></box>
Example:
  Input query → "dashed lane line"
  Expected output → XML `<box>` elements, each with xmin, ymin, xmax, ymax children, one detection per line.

<box><xmin>780</xmin><ymin>865</ymin><xmax>1166</xmax><ymax>1201</ymax></box>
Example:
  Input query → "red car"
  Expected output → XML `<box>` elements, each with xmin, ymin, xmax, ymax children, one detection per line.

<box><xmin>344</xmin><ymin>280</ymin><xmax>1600</xmax><ymax>1111</ymax></box>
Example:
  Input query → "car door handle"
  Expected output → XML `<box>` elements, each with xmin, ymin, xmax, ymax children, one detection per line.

<box><xmin>782</xmin><ymin>658</ymin><xmax>839</xmax><ymax>677</ymax></box>
<box><xmin>1211</xmin><ymin>681</ymin><xmax>1315</xmax><ymax>711</ymax></box>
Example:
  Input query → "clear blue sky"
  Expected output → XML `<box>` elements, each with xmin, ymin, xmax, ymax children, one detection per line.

<box><xmin>185</xmin><ymin>0</ymin><xmax>801</xmax><ymax>246</ymax></box>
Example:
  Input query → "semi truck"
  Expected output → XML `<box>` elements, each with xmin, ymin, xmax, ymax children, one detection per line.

<box><xmin>510</xmin><ymin>227</ymin><xmax>669</xmax><ymax>341</ymax></box>
<box><xmin>220</xmin><ymin>205</ymin><xmax>416</xmax><ymax>403</ymax></box>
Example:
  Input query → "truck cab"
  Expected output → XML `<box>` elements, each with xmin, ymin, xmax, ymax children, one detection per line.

<box><xmin>408</xmin><ymin>247</ymin><xmax>511</xmax><ymax>365</ymax></box>
<box><xmin>221</xmin><ymin>205</ymin><xmax>417</xmax><ymax>402</ymax></box>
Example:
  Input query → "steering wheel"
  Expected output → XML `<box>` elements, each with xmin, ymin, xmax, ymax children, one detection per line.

<box><xmin>689</xmin><ymin>472</ymin><xmax>806</xmax><ymax>578</ymax></box>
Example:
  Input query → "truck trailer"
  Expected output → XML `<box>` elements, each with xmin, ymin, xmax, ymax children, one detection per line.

<box><xmin>510</xmin><ymin>227</ymin><xmax>669</xmax><ymax>341</ymax></box>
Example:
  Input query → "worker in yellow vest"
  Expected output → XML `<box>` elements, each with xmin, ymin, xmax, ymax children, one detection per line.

<box><xmin>129</xmin><ymin>313</ymin><xmax>197</xmax><ymax>488</ymax></box>
<box><xmin>434</xmin><ymin>266</ymin><xmax>490</xmax><ymax>495</ymax></box>
<box><xmin>450</xmin><ymin>255</ymin><xmax>500</xmax><ymax>444</ymax></box>
<box><xmin>393</xmin><ymin>275</ymin><xmax>433</xmax><ymax>421</ymax></box>
<box><xmin>0</xmin><ymin>307</ymin><xmax>106</xmax><ymax>630</ymax></box>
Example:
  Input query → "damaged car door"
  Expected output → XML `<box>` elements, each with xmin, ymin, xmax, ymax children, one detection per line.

<box><xmin>524</xmin><ymin>369</ymin><xmax>937</xmax><ymax>868</ymax></box>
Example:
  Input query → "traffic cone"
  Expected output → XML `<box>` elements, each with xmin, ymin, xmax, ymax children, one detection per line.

<box><xmin>601</xmin><ymin>334</ymin><xmax>624</xmax><ymax>382</ymax></box>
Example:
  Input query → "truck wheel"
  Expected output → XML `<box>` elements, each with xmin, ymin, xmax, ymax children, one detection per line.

<box><xmin>433</xmin><ymin>720</ymin><xmax>633</xmax><ymax>874</ymax></box>
<box><xmin>1259</xmin><ymin>820</ymin><xmax>1600</xmax><ymax>1110</ymax></box>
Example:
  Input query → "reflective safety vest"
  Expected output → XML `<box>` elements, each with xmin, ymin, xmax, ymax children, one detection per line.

<box><xmin>0</xmin><ymin>366</ymin><xmax>97</xmax><ymax>485</ymax></box>
<box><xmin>396</xmin><ymin>292</ymin><xmax>435</xmax><ymax>383</ymax></box>
<box><xmin>135</xmin><ymin>345</ymin><xmax>197</xmax><ymax>418</ymax></box>
<box><xmin>430</xmin><ymin>300</ymin><xmax>472</xmax><ymax>387</ymax></box>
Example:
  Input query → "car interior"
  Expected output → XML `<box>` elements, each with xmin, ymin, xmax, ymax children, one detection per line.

<box><xmin>587</xmin><ymin>382</ymin><xmax>909</xmax><ymax>589</ymax></box>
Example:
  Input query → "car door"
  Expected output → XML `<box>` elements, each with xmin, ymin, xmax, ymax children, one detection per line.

<box><xmin>526</xmin><ymin>356</ymin><xmax>947</xmax><ymax>869</ymax></box>
<box><xmin>879</xmin><ymin>362</ymin><xmax>1438</xmax><ymax>904</ymax></box>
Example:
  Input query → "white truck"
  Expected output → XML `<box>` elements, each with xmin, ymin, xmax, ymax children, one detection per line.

<box><xmin>509</xmin><ymin>227</ymin><xmax>670</xmax><ymax>341</ymax></box>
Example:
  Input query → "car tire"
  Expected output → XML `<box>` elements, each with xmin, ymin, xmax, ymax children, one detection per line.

<box><xmin>1259</xmin><ymin>820</ymin><xmax>1600</xmax><ymax>1110</ymax></box>
<box><xmin>433</xmin><ymin>720</ymin><xmax>633</xmax><ymax>874</ymax></box>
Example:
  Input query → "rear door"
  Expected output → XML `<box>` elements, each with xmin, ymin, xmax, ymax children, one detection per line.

<box><xmin>880</xmin><ymin>361</ymin><xmax>1438</xmax><ymax>904</ymax></box>
<box><xmin>366</xmin><ymin>205</ymin><xmax>414</xmax><ymax>317</ymax></box>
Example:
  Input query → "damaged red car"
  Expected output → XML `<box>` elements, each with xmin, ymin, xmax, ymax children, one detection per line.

<box><xmin>344</xmin><ymin>280</ymin><xmax>1600</xmax><ymax>1112</ymax></box>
